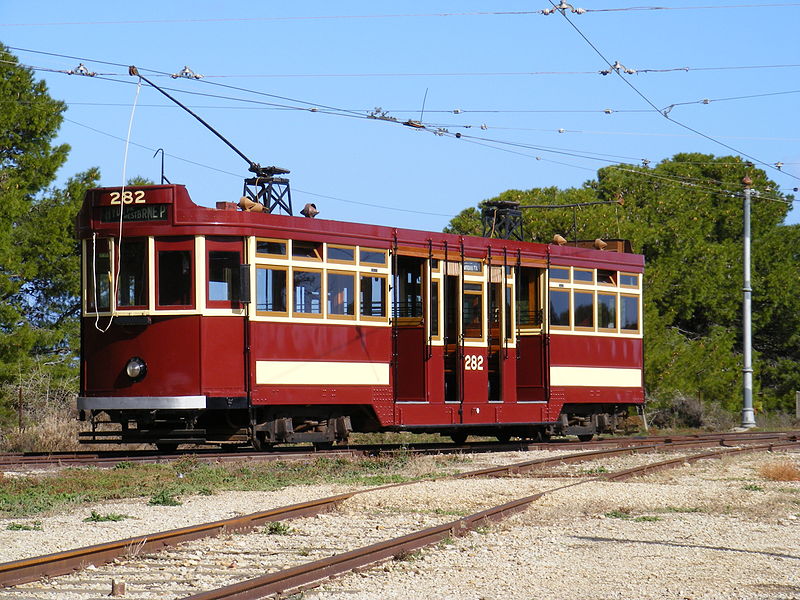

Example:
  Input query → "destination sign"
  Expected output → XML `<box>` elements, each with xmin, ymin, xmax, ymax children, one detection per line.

<box><xmin>100</xmin><ymin>204</ymin><xmax>168</xmax><ymax>223</ymax></box>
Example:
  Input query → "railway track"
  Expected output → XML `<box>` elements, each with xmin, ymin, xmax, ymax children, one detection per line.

<box><xmin>1</xmin><ymin>430</ymin><xmax>796</xmax><ymax>471</ymax></box>
<box><xmin>1</xmin><ymin>433</ymin><xmax>797</xmax><ymax>597</ymax></box>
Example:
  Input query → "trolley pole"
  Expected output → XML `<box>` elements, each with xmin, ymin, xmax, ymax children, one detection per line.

<box><xmin>741</xmin><ymin>176</ymin><xmax>756</xmax><ymax>428</ymax></box>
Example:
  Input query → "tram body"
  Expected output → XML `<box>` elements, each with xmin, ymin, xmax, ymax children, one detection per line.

<box><xmin>77</xmin><ymin>184</ymin><xmax>644</xmax><ymax>448</ymax></box>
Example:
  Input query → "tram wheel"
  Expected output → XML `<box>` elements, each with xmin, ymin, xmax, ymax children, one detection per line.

<box><xmin>450</xmin><ymin>432</ymin><xmax>468</xmax><ymax>445</ymax></box>
<box><xmin>577</xmin><ymin>434</ymin><xmax>594</xmax><ymax>442</ymax></box>
<box><xmin>251</xmin><ymin>435</ymin><xmax>273</xmax><ymax>452</ymax></box>
<box><xmin>155</xmin><ymin>442</ymin><xmax>179</xmax><ymax>453</ymax></box>
<box><xmin>496</xmin><ymin>432</ymin><xmax>512</xmax><ymax>443</ymax></box>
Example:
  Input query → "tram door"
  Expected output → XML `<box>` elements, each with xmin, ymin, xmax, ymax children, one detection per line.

<box><xmin>487</xmin><ymin>281</ymin><xmax>503</xmax><ymax>402</ymax></box>
<box><xmin>515</xmin><ymin>267</ymin><xmax>547</xmax><ymax>401</ymax></box>
<box><xmin>443</xmin><ymin>274</ymin><xmax>460</xmax><ymax>403</ymax></box>
<box><xmin>393</xmin><ymin>256</ymin><xmax>426</xmax><ymax>402</ymax></box>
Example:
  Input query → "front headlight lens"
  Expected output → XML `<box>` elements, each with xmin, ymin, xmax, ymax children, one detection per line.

<box><xmin>125</xmin><ymin>357</ymin><xmax>147</xmax><ymax>381</ymax></box>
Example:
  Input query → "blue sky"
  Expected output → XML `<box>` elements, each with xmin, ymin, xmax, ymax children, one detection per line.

<box><xmin>2</xmin><ymin>1</ymin><xmax>798</xmax><ymax>231</ymax></box>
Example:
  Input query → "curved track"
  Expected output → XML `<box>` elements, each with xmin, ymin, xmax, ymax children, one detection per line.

<box><xmin>1</xmin><ymin>431</ymin><xmax>797</xmax><ymax>592</ymax></box>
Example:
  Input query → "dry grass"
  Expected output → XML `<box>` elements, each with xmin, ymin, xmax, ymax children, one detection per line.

<box><xmin>759</xmin><ymin>460</ymin><xmax>800</xmax><ymax>482</ymax></box>
<box><xmin>1</xmin><ymin>412</ymin><xmax>84</xmax><ymax>453</ymax></box>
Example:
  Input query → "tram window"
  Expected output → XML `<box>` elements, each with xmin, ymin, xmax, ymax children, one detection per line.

<box><xmin>621</xmin><ymin>295</ymin><xmax>640</xmax><ymax>332</ymax></box>
<box><xmin>292</xmin><ymin>240</ymin><xmax>322</xmax><ymax>261</ymax></box>
<box><xmin>360</xmin><ymin>248</ymin><xmax>387</xmax><ymax>266</ymax></box>
<box><xmin>430</xmin><ymin>259</ymin><xmax>440</xmax><ymax>272</ymax></box>
<box><xmin>462</xmin><ymin>283</ymin><xmax>483</xmax><ymax>339</ymax></box>
<box><xmin>574</xmin><ymin>291</ymin><xmax>595</xmax><ymax>329</ymax></box>
<box><xmin>208</xmin><ymin>251</ymin><xmax>241</xmax><ymax>303</ymax></box>
<box><xmin>86</xmin><ymin>239</ymin><xmax>111</xmax><ymax>312</ymax></box>
<box><xmin>598</xmin><ymin>269</ymin><xmax>617</xmax><ymax>285</ymax></box>
<box><xmin>549</xmin><ymin>290</ymin><xmax>570</xmax><ymax>328</ymax></box>
<box><xmin>598</xmin><ymin>293</ymin><xmax>617</xmax><ymax>330</ymax></box>
<box><xmin>327</xmin><ymin>245</ymin><xmax>355</xmax><ymax>263</ymax></box>
<box><xmin>573</xmin><ymin>268</ymin><xmax>594</xmax><ymax>283</ymax></box>
<box><xmin>117</xmin><ymin>239</ymin><xmax>148</xmax><ymax>308</ymax></box>
<box><xmin>328</xmin><ymin>272</ymin><xmax>355</xmax><ymax>317</ymax></box>
<box><xmin>517</xmin><ymin>267</ymin><xmax>542</xmax><ymax>327</ymax></box>
<box><xmin>158</xmin><ymin>250</ymin><xmax>193</xmax><ymax>308</ymax></box>
<box><xmin>395</xmin><ymin>256</ymin><xmax>423</xmax><ymax>318</ymax></box>
<box><xmin>430</xmin><ymin>280</ymin><xmax>440</xmax><ymax>338</ymax></box>
<box><xmin>505</xmin><ymin>285</ymin><xmax>513</xmax><ymax>340</ymax></box>
<box><xmin>256</xmin><ymin>239</ymin><xmax>287</xmax><ymax>258</ymax></box>
<box><xmin>620</xmin><ymin>273</ymin><xmax>639</xmax><ymax>288</ymax></box>
<box><xmin>293</xmin><ymin>269</ymin><xmax>322</xmax><ymax>315</ymax></box>
<box><xmin>360</xmin><ymin>275</ymin><xmax>386</xmax><ymax>318</ymax></box>
<box><xmin>549</xmin><ymin>267</ymin><xmax>570</xmax><ymax>281</ymax></box>
<box><xmin>256</xmin><ymin>267</ymin><xmax>287</xmax><ymax>314</ymax></box>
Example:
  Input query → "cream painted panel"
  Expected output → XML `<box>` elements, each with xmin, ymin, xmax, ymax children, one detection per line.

<box><xmin>550</xmin><ymin>366</ymin><xmax>641</xmax><ymax>387</ymax></box>
<box><xmin>256</xmin><ymin>361</ymin><xmax>390</xmax><ymax>386</ymax></box>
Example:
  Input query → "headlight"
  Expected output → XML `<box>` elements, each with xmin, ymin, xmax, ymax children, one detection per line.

<box><xmin>125</xmin><ymin>357</ymin><xmax>147</xmax><ymax>381</ymax></box>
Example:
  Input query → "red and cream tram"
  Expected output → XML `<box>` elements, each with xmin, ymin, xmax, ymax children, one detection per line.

<box><xmin>76</xmin><ymin>184</ymin><xmax>644</xmax><ymax>449</ymax></box>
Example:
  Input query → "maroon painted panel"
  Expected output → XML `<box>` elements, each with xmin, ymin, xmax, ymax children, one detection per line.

<box><xmin>82</xmin><ymin>316</ymin><xmax>202</xmax><ymax>396</ymax></box>
<box><xmin>395</xmin><ymin>327</ymin><xmax>426</xmax><ymax>402</ymax></box>
<box><xmin>500</xmin><ymin>347</ymin><xmax>517</xmax><ymax>403</ymax></box>
<box><xmin>250</xmin><ymin>321</ymin><xmax>391</xmax><ymax>362</ymax></box>
<box><xmin>425</xmin><ymin>346</ymin><xmax>446</xmax><ymax>403</ymax></box>
<box><xmin>396</xmin><ymin>404</ymin><xmax>459</xmax><ymax>426</ymax></box>
<box><xmin>550</xmin><ymin>386</ymin><xmax>644</xmax><ymax>406</ymax></box>
<box><xmin>251</xmin><ymin>386</ymin><xmax>384</xmax><ymax>406</ymax></box>
<box><xmin>461</xmin><ymin>347</ymin><xmax>488</xmax><ymax>408</ymax></box>
<box><xmin>516</xmin><ymin>335</ymin><xmax>546</xmax><ymax>402</ymax></box>
<box><xmin>549</xmin><ymin>335</ymin><xmax>643</xmax><ymax>369</ymax></box>
<box><xmin>396</xmin><ymin>402</ymin><xmax>548</xmax><ymax>426</ymax></box>
<box><xmin>200</xmin><ymin>317</ymin><xmax>246</xmax><ymax>396</ymax></box>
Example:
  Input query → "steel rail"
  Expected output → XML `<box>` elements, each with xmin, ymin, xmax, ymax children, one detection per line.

<box><xmin>0</xmin><ymin>443</ymin><xmax>654</xmax><ymax>587</ymax></box>
<box><xmin>0</xmin><ymin>493</ymin><xmax>355</xmax><ymax>587</ymax></box>
<box><xmin>181</xmin><ymin>439</ymin><xmax>800</xmax><ymax>600</ymax></box>
<box><xmin>0</xmin><ymin>430</ymin><xmax>795</xmax><ymax>471</ymax></box>
<box><xmin>0</xmin><ymin>434</ymin><xmax>795</xmax><ymax>589</ymax></box>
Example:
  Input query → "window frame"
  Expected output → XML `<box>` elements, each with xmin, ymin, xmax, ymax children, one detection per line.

<box><xmin>573</xmin><ymin>290</ymin><xmax>595</xmax><ymax>331</ymax></box>
<box><xmin>326</xmin><ymin>244</ymin><xmax>356</xmax><ymax>265</ymax></box>
<box><xmin>620</xmin><ymin>293</ymin><xmax>640</xmax><ymax>333</ymax></box>
<box><xmin>292</xmin><ymin>240</ymin><xmax>323</xmax><ymax>262</ymax></box>
<box><xmin>359</xmin><ymin>248</ymin><xmax>388</xmax><ymax>267</ymax></box>
<box><xmin>548</xmin><ymin>288</ymin><xmax>571</xmax><ymax>330</ymax></box>
<box><xmin>620</xmin><ymin>272</ymin><xmax>640</xmax><ymax>288</ymax></box>
<box><xmin>327</xmin><ymin>269</ymin><xmax>357</xmax><ymax>320</ymax></box>
<box><xmin>573</xmin><ymin>268</ymin><xmax>594</xmax><ymax>284</ymax></box>
<box><xmin>255</xmin><ymin>237</ymin><xmax>288</xmax><ymax>259</ymax></box>
<box><xmin>255</xmin><ymin>265</ymin><xmax>289</xmax><ymax>316</ymax></box>
<box><xmin>86</xmin><ymin>237</ymin><xmax>112</xmax><ymax>313</ymax></box>
<box><xmin>206</xmin><ymin>237</ymin><xmax>243</xmax><ymax>309</ymax></box>
<box><xmin>549</xmin><ymin>266</ymin><xmax>570</xmax><ymax>282</ymax></box>
<box><xmin>155</xmin><ymin>236</ymin><xmax>195</xmax><ymax>310</ymax></box>
<box><xmin>597</xmin><ymin>269</ymin><xmax>617</xmax><ymax>286</ymax></box>
<box><xmin>462</xmin><ymin>281</ymin><xmax>484</xmax><ymax>340</ymax></box>
<box><xmin>597</xmin><ymin>292</ymin><xmax>618</xmax><ymax>332</ymax></box>
<box><xmin>292</xmin><ymin>267</ymin><xmax>323</xmax><ymax>317</ymax></box>
<box><xmin>359</xmin><ymin>273</ymin><xmax>388</xmax><ymax>321</ymax></box>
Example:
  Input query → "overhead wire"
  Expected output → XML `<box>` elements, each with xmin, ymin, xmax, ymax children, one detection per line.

<box><xmin>9</xmin><ymin>45</ymin><xmax>796</xmax><ymax>212</ymax></box>
<box><xmin>2</xmin><ymin>4</ymin><xmax>799</xmax><ymax>27</ymax></box>
<box><xmin>545</xmin><ymin>0</ymin><xmax>800</xmax><ymax>183</ymax></box>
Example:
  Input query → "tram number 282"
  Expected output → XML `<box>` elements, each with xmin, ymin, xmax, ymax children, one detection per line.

<box><xmin>463</xmin><ymin>354</ymin><xmax>484</xmax><ymax>371</ymax></box>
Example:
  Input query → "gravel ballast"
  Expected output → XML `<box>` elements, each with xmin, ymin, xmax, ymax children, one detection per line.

<box><xmin>1</xmin><ymin>449</ymin><xmax>798</xmax><ymax>599</ymax></box>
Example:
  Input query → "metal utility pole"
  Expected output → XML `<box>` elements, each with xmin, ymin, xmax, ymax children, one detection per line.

<box><xmin>741</xmin><ymin>176</ymin><xmax>756</xmax><ymax>428</ymax></box>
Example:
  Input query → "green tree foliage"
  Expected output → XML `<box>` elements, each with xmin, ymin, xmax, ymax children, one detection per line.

<box><xmin>0</xmin><ymin>44</ymin><xmax>100</xmax><ymax>423</ymax></box>
<box><xmin>447</xmin><ymin>154</ymin><xmax>798</xmax><ymax>413</ymax></box>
